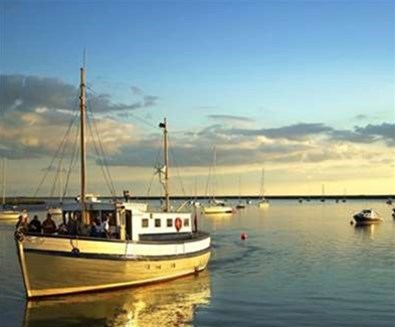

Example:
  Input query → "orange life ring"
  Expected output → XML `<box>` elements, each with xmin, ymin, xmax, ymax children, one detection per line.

<box><xmin>175</xmin><ymin>217</ymin><xmax>182</xmax><ymax>232</ymax></box>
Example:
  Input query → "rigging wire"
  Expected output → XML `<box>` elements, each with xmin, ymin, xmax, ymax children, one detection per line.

<box><xmin>33</xmin><ymin>112</ymin><xmax>79</xmax><ymax>197</ymax></box>
<box><xmin>85</xmin><ymin>96</ymin><xmax>117</xmax><ymax>196</ymax></box>
<box><xmin>62</xmin><ymin>122</ymin><xmax>80</xmax><ymax>198</ymax></box>
<box><xmin>168</xmin><ymin>135</ymin><xmax>188</xmax><ymax>197</ymax></box>
<box><xmin>146</xmin><ymin>139</ymin><xmax>163</xmax><ymax>196</ymax></box>
<box><xmin>86</xmin><ymin>109</ymin><xmax>117</xmax><ymax>197</ymax></box>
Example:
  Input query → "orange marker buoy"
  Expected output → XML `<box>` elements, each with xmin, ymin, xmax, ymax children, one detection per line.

<box><xmin>240</xmin><ymin>232</ymin><xmax>248</xmax><ymax>240</ymax></box>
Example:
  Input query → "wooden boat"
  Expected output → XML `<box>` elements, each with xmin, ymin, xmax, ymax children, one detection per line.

<box><xmin>23</xmin><ymin>271</ymin><xmax>210</xmax><ymax>326</ymax></box>
<box><xmin>353</xmin><ymin>209</ymin><xmax>383</xmax><ymax>225</ymax></box>
<box><xmin>15</xmin><ymin>68</ymin><xmax>210</xmax><ymax>299</ymax></box>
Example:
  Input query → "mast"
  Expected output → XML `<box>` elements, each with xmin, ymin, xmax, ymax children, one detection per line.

<box><xmin>260</xmin><ymin>168</ymin><xmax>265</xmax><ymax>199</ymax></box>
<box><xmin>2</xmin><ymin>158</ymin><xmax>5</xmax><ymax>207</ymax></box>
<box><xmin>159</xmin><ymin>118</ymin><xmax>170</xmax><ymax>212</ymax></box>
<box><xmin>212</xmin><ymin>146</ymin><xmax>216</xmax><ymax>201</ymax></box>
<box><xmin>79</xmin><ymin>68</ymin><xmax>88</xmax><ymax>224</ymax></box>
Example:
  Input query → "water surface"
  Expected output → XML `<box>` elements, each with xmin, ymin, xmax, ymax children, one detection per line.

<box><xmin>1</xmin><ymin>200</ymin><xmax>394</xmax><ymax>326</ymax></box>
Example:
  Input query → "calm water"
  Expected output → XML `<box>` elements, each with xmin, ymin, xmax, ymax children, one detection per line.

<box><xmin>1</xmin><ymin>200</ymin><xmax>394</xmax><ymax>326</ymax></box>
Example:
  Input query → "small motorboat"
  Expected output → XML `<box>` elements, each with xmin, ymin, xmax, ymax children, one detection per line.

<box><xmin>353</xmin><ymin>209</ymin><xmax>383</xmax><ymax>225</ymax></box>
<box><xmin>236</xmin><ymin>203</ymin><xmax>246</xmax><ymax>209</ymax></box>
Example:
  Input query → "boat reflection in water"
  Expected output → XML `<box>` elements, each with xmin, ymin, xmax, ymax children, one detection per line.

<box><xmin>23</xmin><ymin>271</ymin><xmax>210</xmax><ymax>327</ymax></box>
<box><xmin>354</xmin><ymin>223</ymin><xmax>379</xmax><ymax>240</ymax></box>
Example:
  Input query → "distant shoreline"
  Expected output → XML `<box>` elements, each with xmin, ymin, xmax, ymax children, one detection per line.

<box><xmin>4</xmin><ymin>194</ymin><xmax>394</xmax><ymax>205</ymax></box>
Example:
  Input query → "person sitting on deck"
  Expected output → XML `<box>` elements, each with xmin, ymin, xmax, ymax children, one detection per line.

<box><xmin>99</xmin><ymin>216</ymin><xmax>110</xmax><ymax>238</ymax></box>
<box><xmin>16</xmin><ymin>214</ymin><xmax>28</xmax><ymax>233</ymax></box>
<box><xmin>28</xmin><ymin>215</ymin><xmax>42</xmax><ymax>234</ymax></box>
<box><xmin>89</xmin><ymin>219</ymin><xmax>100</xmax><ymax>237</ymax></box>
<box><xmin>57</xmin><ymin>222</ymin><xmax>69</xmax><ymax>235</ymax></box>
<box><xmin>67</xmin><ymin>214</ymin><xmax>78</xmax><ymax>235</ymax></box>
<box><xmin>42</xmin><ymin>213</ymin><xmax>57</xmax><ymax>234</ymax></box>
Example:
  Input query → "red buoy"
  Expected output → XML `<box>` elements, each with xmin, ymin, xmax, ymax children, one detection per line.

<box><xmin>240</xmin><ymin>232</ymin><xmax>248</xmax><ymax>240</ymax></box>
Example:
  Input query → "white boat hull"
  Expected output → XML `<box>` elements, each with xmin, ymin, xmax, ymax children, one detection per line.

<box><xmin>258</xmin><ymin>201</ymin><xmax>269</xmax><ymax>208</ymax></box>
<box><xmin>0</xmin><ymin>210</ymin><xmax>21</xmax><ymax>220</ymax></box>
<box><xmin>16</xmin><ymin>233</ymin><xmax>211</xmax><ymax>298</ymax></box>
<box><xmin>203</xmin><ymin>205</ymin><xmax>233</xmax><ymax>214</ymax></box>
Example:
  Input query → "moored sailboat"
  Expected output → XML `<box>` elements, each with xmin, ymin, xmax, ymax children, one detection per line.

<box><xmin>0</xmin><ymin>158</ymin><xmax>23</xmax><ymax>220</ymax></box>
<box><xmin>202</xmin><ymin>147</ymin><xmax>233</xmax><ymax>215</ymax></box>
<box><xmin>257</xmin><ymin>168</ymin><xmax>269</xmax><ymax>208</ymax></box>
<box><xmin>15</xmin><ymin>67</ymin><xmax>211</xmax><ymax>299</ymax></box>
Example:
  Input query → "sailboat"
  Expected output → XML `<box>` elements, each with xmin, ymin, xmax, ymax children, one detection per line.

<box><xmin>257</xmin><ymin>168</ymin><xmax>269</xmax><ymax>208</ymax></box>
<box><xmin>0</xmin><ymin>158</ymin><xmax>23</xmax><ymax>220</ymax></box>
<box><xmin>235</xmin><ymin>176</ymin><xmax>245</xmax><ymax>209</ymax></box>
<box><xmin>203</xmin><ymin>147</ymin><xmax>233</xmax><ymax>214</ymax></box>
<box><xmin>14</xmin><ymin>67</ymin><xmax>211</xmax><ymax>299</ymax></box>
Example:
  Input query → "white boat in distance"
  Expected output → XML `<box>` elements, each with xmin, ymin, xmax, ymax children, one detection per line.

<box><xmin>203</xmin><ymin>147</ymin><xmax>233</xmax><ymax>215</ymax></box>
<box><xmin>0</xmin><ymin>158</ymin><xmax>23</xmax><ymax>220</ymax></box>
<box><xmin>204</xmin><ymin>199</ymin><xmax>233</xmax><ymax>214</ymax></box>
<box><xmin>353</xmin><ymin>209</ymin><xmax>383</xmax><ymax>225</ymax></box>
<box><xmin>257</xmin><ymin>168</ymin><xmax>269</xmax><ymax>208</ymax></box>
<box><xmin>15</xmin><ymin>68</ymin><xmax>211</xmax><ymax>299</ymax></box>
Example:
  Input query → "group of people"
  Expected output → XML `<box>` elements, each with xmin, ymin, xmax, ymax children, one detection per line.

<box><xmin>16</xmin><ymin>213</ymin><xmax>57</xmax><ymax>234</ymax></box>
<box><xmin>16</xmin><ymin>213</ymin><xmax>110</xmax><ymax>238</ymax></box>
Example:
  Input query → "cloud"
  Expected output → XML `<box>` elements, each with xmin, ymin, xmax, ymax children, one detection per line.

<box><xmin>131</xmin><ymin>86</ymin><xmax>143</xmax><ymax>95</ymax></box>
<box><xmin>0</xmin><ymin>74</ymin><xmax>158</xmax><ymax>114</ymax></box>
<box><xmin>227</xmin><ymin>123</ymin><xmax>333</xmax><ymax>140</ymax></box>
<box><xmin>207</xmin><ymin>114</ymin><xmax>255</xmax><ymax>124</ymax></box>
<box><xmin>332</xmin><ymin>123</ymin><xmax>395</xmax><ymax>146</ymax></box>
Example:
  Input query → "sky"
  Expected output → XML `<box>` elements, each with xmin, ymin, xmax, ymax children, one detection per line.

<box><xmin>0</xmin><ymin>0</ymin><xmax>394</xmax><ymax>197</ymax></box>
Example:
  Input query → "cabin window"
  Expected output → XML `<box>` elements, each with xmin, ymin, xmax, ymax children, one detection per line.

<box><xmin>155</xmin><ymin>218</ymin><xmax>161</xmax><ymax>228</ymax></box>
<box><xmin>184</xmin><ymin>218</ymin><xmax>190</xmax><ymax>227</ymax></box>
<box><xmin>167</xmin><ymin>219</ymin><xmax>173</xmax><ymax>227</ymax></box>
<box><xmin>142</xmin><ymin>219</ymin><xmax>149</xmax><ymax>228</ymax></box>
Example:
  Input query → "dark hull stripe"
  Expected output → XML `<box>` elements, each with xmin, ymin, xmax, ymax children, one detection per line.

<box><xmin>24</xmin><ymin>246</ymin><xmax>212</xmax><ymax>261</ymax></box>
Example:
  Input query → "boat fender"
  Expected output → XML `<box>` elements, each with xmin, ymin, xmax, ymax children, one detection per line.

<box><xmin>14</xmin><ymin>230</ymin><xmax>25</xmax><ymax>242</ymax></box>
<box><xmin>175</xmin><ymin>217</ymin><xmax>182</xmax><ymax>232</ymax></box>
<box><xmin>71</xmin><ymin>247</ymin><xmax>80</xmax><ymax>256</ymax></box>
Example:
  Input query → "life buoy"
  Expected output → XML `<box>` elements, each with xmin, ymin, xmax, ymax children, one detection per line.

<box><xmin>175</xmin><ymin>217</ymin><xmax>182</xmax><ymax>232</ymax></box>
<box><xmin>71</xmin><ymin>247</ymin><xmax>80</xmax><ymax>256</ymax></box>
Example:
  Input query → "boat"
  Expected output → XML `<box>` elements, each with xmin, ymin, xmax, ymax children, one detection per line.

<box><xmin>0</xmin><ymin>158</ymin><xmax>23</xmax><ymax>220</ymax></box>
<box><xmin>257</xmin><ymin>168</ymin><xmax>269</xmax><ymax>208</ymax></box>
<box><xmin>23</xmin><ymin>271</ymin><xmax>210</xmax><ymax>326</ymax></box>
<box><xmin>235</xmin><ymin>176</ymin><xmax>246</xmax><ymax>209</ymax></box>
<box><xmin>204</xmin><ymin>199</ymin><xmax>233</xmax><ymax>214</ymax></box>
<box><xmin>202</xmin><ymin>147</ymin><xmax>233</xmax><ymax>214</ymax></box>
<box><xmin>235</xmin><ymin>203</ymin><xmax>245</xmax><ymax>209</ymax></box>
<box><xmin>14</xmin><ymin>67</ymin><xmax>211</xmax><ymax>299</ymax></box>
<box><xmin>353</xmin><ymin>209</ymin><xmax>383</xmax><ymax>225</ymax></box>
<box><xmin>47</xmin><ymin>207</ymin><xmax>62</xmax><ymax>216</ymax></box>
<box><xmin>320</xmin><ymin>184</ymin><xmax>325</xmax><ymax>202</ymax></box>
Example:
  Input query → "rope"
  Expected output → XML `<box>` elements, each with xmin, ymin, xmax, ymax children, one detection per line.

<box><xmin>86</xmin><ymin>112</ymin><xmax>116</xmax><ymax>197</ymax></box>
<box><xmin>62</xmin><ymin>122</ymin><xmax>80</xmax><ymax>198</ymax></box>
<box><xmin>168</xmin><ymin>135</ymin><xmax>188</xmax><ymax>197</ymax></box>
<box><xmin>33</xmin><ymin>111</ymin><xmax>79</xmax><ymax>197</ymax></box>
